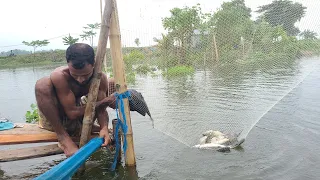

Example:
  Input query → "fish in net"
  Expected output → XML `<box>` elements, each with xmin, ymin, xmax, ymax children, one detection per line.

<box><xmin>193</xmin><ymin>130</ymin><xmax>245</xmax><ymax>152</ymax></box>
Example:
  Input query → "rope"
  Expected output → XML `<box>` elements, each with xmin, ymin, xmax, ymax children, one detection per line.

<box><xmin>111</xmin><ymin>90</ymin><xmax>131</xmax><ymax>171</ymax></box>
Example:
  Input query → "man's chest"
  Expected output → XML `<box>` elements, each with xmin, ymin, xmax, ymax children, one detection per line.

<box><xmin>69</xmin><ymin>82</ymin><xmax>90</xmax><ymax>98</ymax></box>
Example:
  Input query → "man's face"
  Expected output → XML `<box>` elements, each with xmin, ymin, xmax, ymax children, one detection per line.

<box><xmin>68</xmin><ymin>63</ymin><xmax>94</xmax><ymax>86</ymax></box>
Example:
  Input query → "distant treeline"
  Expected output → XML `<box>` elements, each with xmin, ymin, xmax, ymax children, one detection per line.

<box><xmin>0</xmin><ymin>49</ymin><xmax>32</xmax><ymax>57</ymax></box>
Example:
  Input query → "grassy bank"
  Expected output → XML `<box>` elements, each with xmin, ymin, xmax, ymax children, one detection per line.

<box><xmin>0</xmin><ymin>46</ymin><xmax>157</xmax><ymax>68</ymax></box>
<box><xmin>1</xmin><ymin>41</ymin><xmax>319</xmax><ymax>74</ymax></box>
<box><xmin>0</xmin><ymin>50</ymin><xmax>66</xmax><ymax>68</ymax></box>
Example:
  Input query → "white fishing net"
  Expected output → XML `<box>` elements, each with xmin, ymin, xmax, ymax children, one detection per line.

<box><xmin>103</xmin><ymin>0</ymin><xmax>320</xmax><ymax>147</ymax></box>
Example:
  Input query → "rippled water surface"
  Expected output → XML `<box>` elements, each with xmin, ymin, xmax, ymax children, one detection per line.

<box><xmin>0</xmin><ymin>57</ymin><xmax>320</xmax><ymax>179</ymax></box>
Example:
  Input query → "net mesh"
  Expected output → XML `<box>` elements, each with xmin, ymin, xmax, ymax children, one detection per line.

<box><xmin>106</xmin><ymin>0</ymin><xmax>320</xmax><ymax>147</ymax></box>
<box><xmin>102</xmin><ymin>0</ymin><xmax>320</xmax><ymax>146</ymax></box>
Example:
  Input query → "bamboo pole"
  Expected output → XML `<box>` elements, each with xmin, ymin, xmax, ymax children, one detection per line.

<box><xmin>241</xmin><ymin>36</ymin><xmax>245</xmax><ymax>58</ymax></box>
<box><xmin>213</xmin><ymin>33</ymin><xmax>219</xmax><ymax>62</ymax></box>
<box><xmin>100</xmin><ymin>0</ymin><xmax>103</xmax><ymax>19</ymax></box>
<box><xmin>79</xmin><ymin>0</ymin><xmax>113</xmax><ymax>150</ymax></box>
<box><xmin>100</xmin><ymin>0</ymin><xmax>108</xmax><ymax>72</ymax></box>
<box><xmin>109</xmin><ymin>0</ymin><xmax>136</xmax><ymax>166</ymax></box>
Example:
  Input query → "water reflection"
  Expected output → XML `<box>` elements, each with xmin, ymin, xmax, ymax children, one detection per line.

<box><xmin>0</xmin><ymin>57</ymin><xmax>319</xmax><ymax>179</ymax></box>
<box><xmin>155</xmin><ymin>57</ymin><xmax>319</xmax><ymax>146</ymax></box>
<box><xmin>71</xmin><ymin>149</ymin><xmax>139</xmax><ymax>180</ymax></box>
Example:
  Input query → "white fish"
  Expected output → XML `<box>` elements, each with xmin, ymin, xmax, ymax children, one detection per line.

<box><xmin>193</xmin><ymin>130</ymin><xmax>245</xmax><ymax>151</ymax></box>
<box><xmin>211</xmin><ymin>137</ymin><xmax>230</xmax><ymax>145</ymax></box>
<box><xmin>199</xmin><ymin>136</ymin><xmax>207</xmax><ymax>145</ymax></box>
<box><xmin>193</xmin><ymin>143</ymin><xmax>227</xmax><ymax>149</ymax></box>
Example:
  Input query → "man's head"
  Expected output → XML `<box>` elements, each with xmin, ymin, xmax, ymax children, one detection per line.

<box><xmin>66</xmin><ymin>43</ymin><xmax>95</xmax><ymax>86</ymax></box>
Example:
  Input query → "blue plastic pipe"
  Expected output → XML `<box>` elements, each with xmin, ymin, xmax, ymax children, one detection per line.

<box><xmin>34</xmin><ymin>137</ymin><xmax>104</xmax><ymax>180</ymax></box>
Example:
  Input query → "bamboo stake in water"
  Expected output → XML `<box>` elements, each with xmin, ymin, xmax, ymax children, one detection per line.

<box><xmin>109</xmin><ymin>0</ymin><xmax>136</xmax><ymax>166</ymax></box>
<box><xmin>213</xmin><ymin>33</ymin><xmax>219</xmax><ymax>62</ymax></box>
<box><xmin>79</xmin><ymin>0</ymin><xmax>113</xmax><ymax>155</ymax></box>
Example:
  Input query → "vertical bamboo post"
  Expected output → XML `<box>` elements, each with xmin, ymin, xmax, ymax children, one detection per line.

<box><xmin>241</xmin><ymin>36</ymin><xmax>245</xmax><ymax>58</ymax></box>
<box><xmin>242</xmin><ymin>43</ymin><xmax>245</xmax><ymax>58</ymax></box>
<box><xmin>79</xmin><ymin>0</ymin><xmax>113</xmax><ymax>159</ymax></box>
<box><xmin>100</xmin><ymin>0</ymin><xmax>108</xmax><ymax>73</ymax></box>
<box><xmin>245</xmin><ymin>28</ymin><xmax>256</xmax><ymax>60</ymax></box>
<box><xmin>109</xmin><ymin>0</ymin><xmax>136</xmax><ymax>166</ymax></box>
<box><xmin>213</xmin><ymin>33</ymin><xmax>219</xmax><ymax>62</ymax></box>
<box><xmin>211</xmin><ymin>36</ymin><xmax>214</xmax><ymax>61</ymax></box>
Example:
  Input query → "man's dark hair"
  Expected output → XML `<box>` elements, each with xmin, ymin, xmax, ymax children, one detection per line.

<box><xmin>66</xmin><ymin>43</ymin><xmax>95</xmax><ymax>69</ymax></box>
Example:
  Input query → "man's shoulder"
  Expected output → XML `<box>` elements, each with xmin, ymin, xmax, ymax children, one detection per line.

<box><xmin>50</xmin><ymin>66</ymin><xmax>69</xmax><ymax>84</ymax></box>
<box><xmin>51</xmin><ymin>66</ymin><xmax>68</xmax><ymax>76</ymax></box>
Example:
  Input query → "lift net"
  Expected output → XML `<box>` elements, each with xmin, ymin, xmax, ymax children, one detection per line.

<box><xmin>104</xmin><ymin>0</ymin><xmax>320</xmax><ymax>147</ymax></box>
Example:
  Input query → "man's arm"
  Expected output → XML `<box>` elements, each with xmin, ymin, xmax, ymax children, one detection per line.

<box><xmin>96</xmin><ymin>89</ymin><xmax>109</xmax><ymax>129</ymax></box>
<box><xmin>96</xmin><ymin>74</ymin><xmax>111</xmax><ymax>146</ymax></box>
<box><xmin>50</xmin><ymin>71</ymin><xmax>85</xmax><ymax>120</ymax></box>
<box><xmin>95</xmin><ymin>94</ymin><xmax>116</xmax><ymax>109</ymax></box>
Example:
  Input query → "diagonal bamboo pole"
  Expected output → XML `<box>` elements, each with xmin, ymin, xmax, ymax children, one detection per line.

<box><xmin>100</xmin><ymin>0</ymin><xmax>103</xmax><ymax>20</ymax></box>
<box><xmin>79</xmin><ymin>0</ymin><xmax>113</xmax><ymax>149</ymax></box>
<box><xmin>100</xmin><ymin>0</ymin><xmax>108</xmax><ymax>72</ymax></box>
<box><xmin>109</xmin><ymin>0</ymin><xmax>136</xmax><ymax>166</ymax></box>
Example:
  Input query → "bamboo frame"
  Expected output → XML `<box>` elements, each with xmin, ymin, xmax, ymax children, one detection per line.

<box><xmin>213</xmin><ymin>33</ymin><xmax>219</xmax><ymax>62</ymax></box>
<box><xmin>109</xmin><ymin>0</ymin><xmax>136</xmax><ymax>166</ymax></box>
<box><xmin>79</xmin><ymin>0</ymin><xmax>113</xmax><ymax>148</ymax></box>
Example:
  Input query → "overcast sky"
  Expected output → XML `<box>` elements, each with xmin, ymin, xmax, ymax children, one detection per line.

<box><xmin>0</xmin><ymin>0</ymin><xmax>319</xmax><ymax>52</ymax></box>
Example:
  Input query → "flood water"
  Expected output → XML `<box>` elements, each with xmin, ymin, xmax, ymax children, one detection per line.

<box><xmin>0</xmin><ymin>56</ymin><xmax>320</xmax><ymax>180</ymax></box>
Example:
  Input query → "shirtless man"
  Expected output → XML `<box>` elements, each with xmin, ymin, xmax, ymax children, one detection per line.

<box><xmin>35</xmin><ymin>43</ymin><xmax>115</xmax><ymax>157</ymax></box>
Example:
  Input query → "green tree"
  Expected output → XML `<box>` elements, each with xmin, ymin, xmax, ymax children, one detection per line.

<box><xmin>22</xmin><ymin>40</ymin><xmax>50</xmax><ymax>55</ymax></box>
<box><xmin>256</xmin><ymin>0</ymin><xmax>307</xmax><ymax>36</ymax></box>
<box><xmin>212</xmin><ymin>0</ymin><xmax>253</xmax><ymax>61</ymax></box>
<box><xmin>153</xmin><ymin>33</ymin><xmax>176</xmax><ymax>68</ymax></box>
<box><xmin>251</xmin><ymin>20</ymin><xmax>274</xmax><ymax>53</ymax></box>
<box><xmin>153</xmin><ymin>34</ymin><xmax>174</xmax><ymax>51</ymax></box>
<box><xmin>299</xmin><ymin>30</ymin><xmax>318</xmax><ymax>40</ymax></box>
<box><xmin>123</xmin><ymin>50</ymin><xmax>145</xmax><ymax>70</ymax></box>
<box><xmin>134</xmin><ymin>38</ymin><xmax>140</xmax><ymax>47</ymax></box>
<box><xmin>62</xmin><ymin>34</ymin><xmax>79</xmax><ymax>45</ymax></box>
<box><xmin>80</xmin><ymin>23</ymin><xmax>101</xmax><ymax>47</ymax></box>
<box><xmin>162</xmin><ymin>4</ymin><xmax>202</xmax><ymax>64</ymax></box>
<box><xmin>251</xmin><ymin>20</ymin><xmax>299</xmax><ymax>59</ymax></box>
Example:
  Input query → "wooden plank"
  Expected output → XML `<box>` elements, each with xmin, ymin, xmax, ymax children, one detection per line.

<box><xmin>0</xmin><ymin>123</ymin><xmax>102</xmax><ymax>145</ymax></box>
<box><xmin>0</xmin><ymin>123</ymin><xmax>56</xmax><ymax>135</ymax></box>
<box><xmin>0</xmin><ymin>144</ymin><xmax>63</xmax><ymax>162</ymax></box>
<box><xmin>0</xmin><ymin>134</ymin><xmax>58</xmax><ymax>145</ymax></box>
<box><xmin>0</xmin><ymin>124</ymin><xmax>58</xmax><ymax>145</ymax></box>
